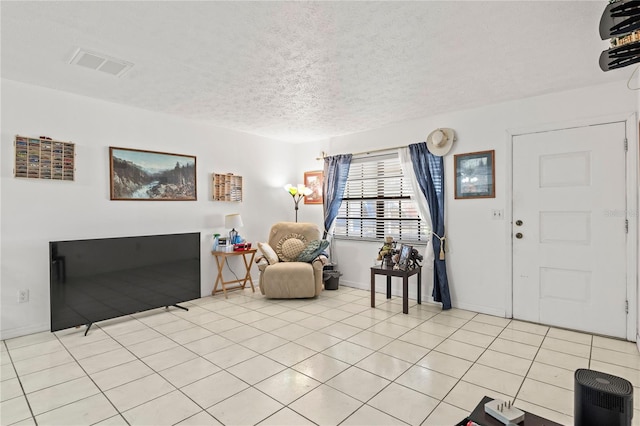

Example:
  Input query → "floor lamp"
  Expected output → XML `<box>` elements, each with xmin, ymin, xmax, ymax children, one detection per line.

<box><xmin>284</xmin><ymin>184</ymin><xmax>312</xmax><ymax>222</ymax></box>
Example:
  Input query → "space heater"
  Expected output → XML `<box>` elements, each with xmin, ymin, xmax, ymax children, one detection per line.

<box><xmin>574</xmin><ymin>368</ymin><xmax>633</xmax><ymax>426</ymax></box>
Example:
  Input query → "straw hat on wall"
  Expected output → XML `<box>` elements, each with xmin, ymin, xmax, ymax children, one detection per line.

<box><xmin>426</xmin><ymin>128</ymin><xmax>456</xmax><ymax>156</ymax></box>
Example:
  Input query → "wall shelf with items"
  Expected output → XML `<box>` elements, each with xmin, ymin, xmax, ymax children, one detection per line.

<box><xmin>212</xmin><ymin>173</ymin><xmax>243</xmax><ymax>202</ymax></box>
<box><xmin>14</xmin><ymin>135</ymin><xmax>75</xmax><ymax>181</ymax></box>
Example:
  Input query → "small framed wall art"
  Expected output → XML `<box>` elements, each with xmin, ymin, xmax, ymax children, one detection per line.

<box><xmin>304</xmin><ymin>170</ymin><xmax>323</xmax><ymax>204</ymax></box>
<box><xmin>109</xmin><ymin>147</ymin><xmax>196</xmax><ymax>200</ymax></box>
<box><xmin>454</xmin><ymin>150</ymin><xmax>495</xmax><ymax>199</ymax></box>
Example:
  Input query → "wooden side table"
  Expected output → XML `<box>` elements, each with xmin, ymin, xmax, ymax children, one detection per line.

<box><xmin>370</xmin><ymin>265</ymin><xmax>422</xmax><ymax>314</ymax></box>
<box><xmin>211</xmin><ymin>248</ymin><xmax>257</xmax><ymax>298</ymax></box>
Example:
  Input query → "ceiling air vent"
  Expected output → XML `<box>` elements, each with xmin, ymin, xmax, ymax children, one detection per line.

<box><xmin>69</xmin><ymin>48</ymin><xmax>133</xmax><ymax>77</ymax></box>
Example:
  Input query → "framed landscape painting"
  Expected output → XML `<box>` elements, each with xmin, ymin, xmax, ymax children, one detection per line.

<box><xmin>109</xmin><ymin>147</ymin><xmax>197</xmax><ymax>200</ymax></box>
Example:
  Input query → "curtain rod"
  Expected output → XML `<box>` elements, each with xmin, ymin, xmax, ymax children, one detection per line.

<box><xmin>315</xmin><ymin>144</ymin><xmax>410</xmax><ymax>160</ymax></box>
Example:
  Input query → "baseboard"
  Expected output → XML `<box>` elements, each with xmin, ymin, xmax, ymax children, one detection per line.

<box><xmin>452</xmin><ymin>301</ymin><xmax>506</xmax><ymax>318</ymax></box>
<box><xmin>340</xmin><ymin>279</ymin><xmax>368</xmax><ymax>291</ymax></box>
<box><xmin>342</xmin><ymin>279</ymin><xmax>420</xmax><ymax>298</ymax></box>
<box><xmin>341</xmin><ymin>279</ymin><xmax>438</xmax><ymax>304</ymax></box>
<box><xmin>342</xmin><ymin>279</ymin><xmax>507</xmax><ymax>318</ymax></box>
<box><xmin>0</xmin><ymin>322</ymin><xmax>49</xmax><ymax>341</ymax></box>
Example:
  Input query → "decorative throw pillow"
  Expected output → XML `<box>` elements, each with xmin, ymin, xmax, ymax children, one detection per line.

<box><xmin>296</xmin><ymin>239</ymin><xmax>330</xmax><ymax>262</ymax></box>
<box><xmin>275</xmin><ymin>233</ymin><xmax>307</xmax><ymax>262</ymax></box>
<box><xmin>257</xmin><ymin>242</ymin><xmax>279</xmax><ymax>265</ymax></box>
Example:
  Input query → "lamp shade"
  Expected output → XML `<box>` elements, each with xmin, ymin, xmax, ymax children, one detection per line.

<box><xmin>300</xmin><ymin>185</ymin><xmax>313</xmax><ymax>196</ymax></box>
<box><xmin>284</xmin><ymin>184</ymin><xmax>312</xmax><ymax>196</ymax></box>
<box><xmin>225</xmin><ymin>213</ymin><xmax>243</xmax><ymax>229</ymax></box>
<box><xmin>284</xmin><ymin>184</ymin><xmax>297</xmax><ymax>195</ymax></box>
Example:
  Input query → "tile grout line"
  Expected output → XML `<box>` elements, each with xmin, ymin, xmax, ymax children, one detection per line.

<box><xmin>3</xmin><ymin>286</ymin><xmax>637</xmax><ymax>425</ymax></box>
<box><xmin>1</xmin><ymin>339</ymin><xmax>39</xmax><ymax>426</ymax></box>
<box><xmin>122</xmin><ymin>300</ymin><xmax>297</xmax><ymax>425</ymax></box>
<box><xmin>237</xmin><ymin>287</ymin><xmax>372</xmax><ymax>426</ymax></box>
<box><xmin>312</xmin><ymin>304</ymin><xmax>437</xmax><ymax>425</ymax></box>
<box><xmin>512</xmin><ymin>325</ymin><xmax>550</xmax><ymax>407</ymax></box>
<box><xmin>429</xmin><ymin>314</ymin><xmax>509</xmax><ymax>416</ymax></box>
<box><xmin>6</xmin><ymin>328</ymin><xmax>134</xmax><ymax>424</ymax></box>
<box><xmin>253</xmin><ymin>290</ymin><xmax>430</xmax><ymax>425</ymax></box>
<box><xmin>327</xmin><ymin>309</ymin><xmax>438</xmax><ymax>426</ymax></box>
<box><xmin>397</xmin><ymin>312</ymin><xmax>483</xmax><ymax>424</ymax></box>
<box><xmin>54</xmin><ymin>322</ymin><xmax>137</xmax><ymax>425</ymax></box>
<box><xmin>511</xmin><ymin>327</ymin><xmax>588</xmax><ymax>420</ymax></box>
<box><xmin>97</xmin><ymin>297</ymin><xmax>294</xmax><ymax>425</ymax></box>
<box><xmin>154</xmin><ymin>289</ymin><xmax>371</xmax><ymax>425</ymax></box>
<box><xmin>48</xmin><ymin>307</ymin><xmax>217</xmax><ymax>424</ymax></box>
<box><xmin>8</xmin><ymin>288</ymin><xmax>385</xmax><ymax>425</ymax></box>
<box><xmin>60</xmin><ymin>296</ymin><xmax>480</xmax><ymax>426</ymax></box>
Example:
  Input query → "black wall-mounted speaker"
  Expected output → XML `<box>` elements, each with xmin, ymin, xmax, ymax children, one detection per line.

<box><xmin>574</xmin><ymin>369</ymin><xmax>633</xmax><ymax>426</ymax></box>
<box><xmin>599</xmin><ymin>0</ymin><xmax>640</xmax><ymax>71</ymax></box>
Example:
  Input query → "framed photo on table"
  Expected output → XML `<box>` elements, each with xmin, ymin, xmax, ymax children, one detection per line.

<box><xmin>397</xmin><ymin>244</ymin><xmax>413</xmax><ymax>271</ymax></box>
<box><xmin>304</xmin><ymin>170</ymin><xmax>323</xmax><ymax>204</ymax></box>
<box><xmin>454</xmin><ymin>150</ymin><xmax>495</xmax><ymax>199</ymax></box>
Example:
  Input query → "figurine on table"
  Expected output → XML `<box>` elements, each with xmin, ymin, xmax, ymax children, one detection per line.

<box><xmin>377</xmin><ymin>236</ymin><xmax>396</xmax><ymax>267</ymax></box>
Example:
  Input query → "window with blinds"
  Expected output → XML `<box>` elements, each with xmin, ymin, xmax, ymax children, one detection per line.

<box><xmin>333</xmin><ymin>153</ymin><xmax>429</xmax><ymax>243</ymax></box>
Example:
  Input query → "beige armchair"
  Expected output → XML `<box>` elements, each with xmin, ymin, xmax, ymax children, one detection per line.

<box><xmin>256</xmin><ymin>222</ymin><xmax>327</xmax><ymax>298</ymax></box>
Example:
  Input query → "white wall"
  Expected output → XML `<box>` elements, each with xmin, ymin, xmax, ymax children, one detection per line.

<box><xmin>291</xmin><ymin>143</ymin><xmax>328</xmax><ymax>227</ymax></box>
<box><xmin>0</xmin><ymin>79</ymin><xmax>300</xmax><ymax>339</ymax></box>
<box><xmin>324</xmin><ymin>81</ymin><xmax>638</xmax><ymax>325</ymax></box>
<box><xmin>637</xmin><ymin>75</ymin><xmax>640</xmax><ymax>350</ymax></box>
<box><xmin>2</xmin><ymin>78</ymin><xmax>638</xmax><ymax>342</ymax></box>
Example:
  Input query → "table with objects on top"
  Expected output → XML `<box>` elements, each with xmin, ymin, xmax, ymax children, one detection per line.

<box><xmin>370</xmin><ymin>264</ymin><xmax>421</xmax><ymax>314</ymax></box>
<box><xmin>211</xmin><ymin>248</ymin><xmax>257</xmax><ymax>298</ymax></box>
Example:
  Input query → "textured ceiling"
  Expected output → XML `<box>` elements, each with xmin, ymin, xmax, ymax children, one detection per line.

<box><xmin>0</xmin><ymin>1</ymin><xmax>627</xmax><ymax>142</ymax></box>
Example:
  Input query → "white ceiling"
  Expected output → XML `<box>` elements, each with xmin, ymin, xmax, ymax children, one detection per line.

<box><xmin>0</xmin><ymin>1</ymin><xmax>628</xmax><ymax>142</ymax></box>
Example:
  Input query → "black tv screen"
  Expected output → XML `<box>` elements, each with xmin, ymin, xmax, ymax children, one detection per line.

<box><xmin>50</xmin><ymin>232</ymin><xmax>201</xmax><ymax>332</ymax></box>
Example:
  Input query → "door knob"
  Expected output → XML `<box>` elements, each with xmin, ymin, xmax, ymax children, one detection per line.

<box><xmin>515</xmin><ymin>233</ymin><xmax>523</xmax><ymax>239</ymax></box>
<box><xmin>515</xmin><ymin>220</ymin><xmax>523</xmax><ymax>226</ymax></box>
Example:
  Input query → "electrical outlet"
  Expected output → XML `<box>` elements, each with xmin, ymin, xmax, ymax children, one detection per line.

<box><xmin>18</xmin><ymin>289</ymin><xmax>29</xmax><ymax>303</ymax></box>
<box><xmin>491</xmin><ymin>209</ymin><xmax>504</xmax><ymax>220</ymax></box>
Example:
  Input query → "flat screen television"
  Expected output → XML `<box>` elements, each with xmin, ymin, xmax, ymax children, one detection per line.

<box><xmin>50</xmin><ymin>232</ymin><xmax>201</xmax><ymax>333</ymax></box>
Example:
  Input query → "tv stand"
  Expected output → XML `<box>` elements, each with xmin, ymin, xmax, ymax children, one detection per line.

<box><xmin>168</xmin><ymin>304</ymin><xmax>189</xmax><ymax>312</ymax></box>
<box><xmin>81</xmin><ymin>305</ymin><xmax>190</xmax><ymax>336</ymax></box>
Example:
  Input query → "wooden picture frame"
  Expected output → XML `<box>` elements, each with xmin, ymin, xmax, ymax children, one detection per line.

<box><xmin>304</xmin><ymin>170</ymin><xmax>323</xmax><ymax>204</ymax></box>
<box><xmin>109</xmin><ymin>147</ymin><xmax>197</xmax><ymax>200</ymax></box>
<box><xmin>454</xmin><ymin>150</ymin><xmax>495</xmax><ymax>199</ymax></box>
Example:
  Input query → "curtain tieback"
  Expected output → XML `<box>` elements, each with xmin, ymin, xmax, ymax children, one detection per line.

<box><xmin>433</xmin><ymin>232</ymin><xmax>446</xmax><ymax>260</ymax></box>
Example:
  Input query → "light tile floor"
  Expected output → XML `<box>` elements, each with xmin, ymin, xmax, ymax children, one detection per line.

<box><xmin>1</xmin><ymin>285</ymin><xmax>639</xmax><ymax>426</ymax></box>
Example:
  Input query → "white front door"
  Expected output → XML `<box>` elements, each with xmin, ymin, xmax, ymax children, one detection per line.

<box><xmin>512</xmin><ymin>122</ymin><xmax>628</xmax><ymax>338</ymax></box>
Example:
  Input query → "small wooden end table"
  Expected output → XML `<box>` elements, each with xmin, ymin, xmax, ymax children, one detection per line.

<box><xmin>370</xmin><ymin>264</ymin><xmax>421</xmax><ymax>314</ymax></box>
<box><xmin>211</xmin><ymin>248</ymin><xmax>257</xmax><ymax>298</ymax></box>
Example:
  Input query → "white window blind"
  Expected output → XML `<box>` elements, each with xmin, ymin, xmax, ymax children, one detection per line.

<box><xmin>333</xmin><ymin>153</ymin><xmax>429</xmax><ymax>243</ymax></box>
